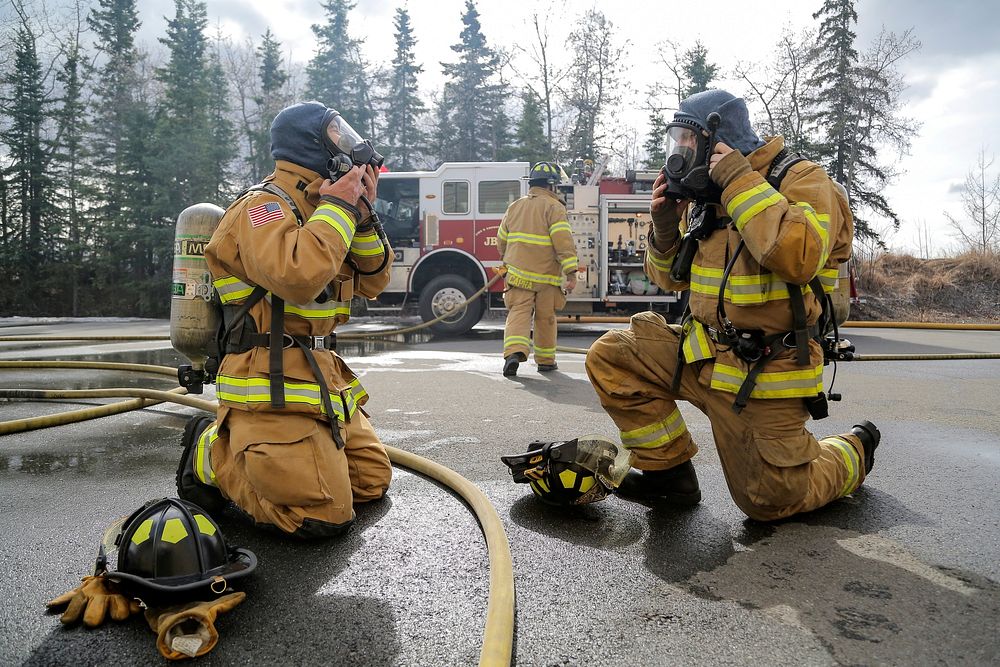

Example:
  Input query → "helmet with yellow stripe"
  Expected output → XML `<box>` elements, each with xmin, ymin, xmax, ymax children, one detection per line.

<box><xmin>500</xmin><ymin>436</ymin><xmax>630</xmax><ymax>506</ymax></box>
<box><xmin>528</xmin><ymin>161</ymin><xmax>564</xmax><ymax>188</ymax></box>
<box><xmin>102</xmin><ymin>498</ymin><xmax>256</xmax><ymax>603</ymax></box>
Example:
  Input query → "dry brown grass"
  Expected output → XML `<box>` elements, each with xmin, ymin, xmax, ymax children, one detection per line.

<box><xmin>853</xmin><ymin>250</ymin><xmax>1000</xmax><ymax>322</ymax></box>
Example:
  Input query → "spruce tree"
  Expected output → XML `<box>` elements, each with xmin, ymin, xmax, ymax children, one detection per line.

<box><xmin>0</xmin><ymin>23</ymin><xmax>52</xmax><ymax>310</ymax></box>
<box><xmin>513</xmin><ymin>90</ymin><xmax>548</xmax><ymax>164</ymax></box>
<box><xmin>252</xmin><ymin>29</ymin><xmax>288</xmax><ymax>181</ymax></box>
<box><xmin>681</xmin><ymin>42</ymin><xmax>718</xmax><ymax>97</ymax></box>
<box><xmin>642</xmin><ymin>111</ymin><xmax>670</xmax><ymax>170</ymax></box>
<box><xmin>87</xmin><ymin>0</ymin><xmax>156</xmax><ymax>314</ymax></box>
<box><xmin>441</xmin><ymin>0</ymin><xmax>502</xmax><ymax>161</ymax></box>
<box><xmin>428</xmin><ymin>91</ymin><xmax>456</xmax><ymax>166</ymax></box>
<box><xmin>306</xmin><ymin>1</ymin><xmax>373</xmax><ymax>136</ymax></box>
<box><xmin>806</xmin><ymin>0</ymin><xmax>858</xmax><ymax>187</ymax></box>
<box><xmin>52</xmin><ymin>36</ymin><xmax>92</xmax><ymax>315</ymax></box>
<box><xmin>384</xmin><ymin>7</ymin><xmax>426</xmax><ymax>170</ymax></box>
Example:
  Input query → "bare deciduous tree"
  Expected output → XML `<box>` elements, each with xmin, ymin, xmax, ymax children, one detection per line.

<box><xmin>945</xmin><ymin>147</ymin><xmax>1000</xmax><ymax>254</ymax></box>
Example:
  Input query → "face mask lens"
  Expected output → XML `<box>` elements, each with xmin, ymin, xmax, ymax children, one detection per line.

<box><xmin>325</xmin><ymin>114</ymin><xmax>365</xmax><ymax>154</ymax></box>
<box><xmin>666</xmin><ymin>126</ymin><xmax>700</xmax><ymax>171</ymax></box>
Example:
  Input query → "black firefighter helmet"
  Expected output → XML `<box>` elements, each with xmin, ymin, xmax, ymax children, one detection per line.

<box><xmin>100</xmin><ymin>498</ymin><xmax>256</xmax><ymax>603</ymax></box>
<box><xmin>500</xmin><ymin>436</ymin><xmax>630</xmax><ymax>506</ymax></box>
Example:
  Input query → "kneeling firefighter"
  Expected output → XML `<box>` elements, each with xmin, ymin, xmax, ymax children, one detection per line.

<box><xmin>174</xmin><ymin>101</ymin><xmax>394</xmax><ymax>538</ymax></box>
<box><xmin>580</xmin><ymin>89</ymin><xmax>881</xmax><ymax>521</ymax></box>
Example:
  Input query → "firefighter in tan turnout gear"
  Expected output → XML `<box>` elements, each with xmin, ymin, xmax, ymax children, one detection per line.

<box><xmin>497</xmin><ymin>161</ymin><xmax>579</xmax><ymax>376</ymax></box>
<box><xmin>176</xmin><ymin>101</ymin><xmax>394</xmax><ymax>538</ymax></box>
<box><xmin>585</xmin><ymin>90</ymin><xmax>881</xmax><ymax>520</ymax></box>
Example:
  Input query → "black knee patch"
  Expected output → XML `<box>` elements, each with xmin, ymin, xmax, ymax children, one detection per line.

<box><xmin>291</xmin><ymin>515</ymin><xmax>356</xmax><ymax>540</ymax></box>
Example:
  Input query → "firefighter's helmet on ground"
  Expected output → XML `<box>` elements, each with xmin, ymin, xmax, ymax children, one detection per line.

<box><xmin>500</xmin><ymin>435</ymin><xmax>630</xmax><ymax>506</ymax></box>
<box><xmin>528</xmin><ymin>161</ymin><xmax>563</xmax><ymax>187</ymax></box>
<box><xmin>102</xmin><ymin>498</ymin><xmax>256</xmax><ymax>603</ymax></box>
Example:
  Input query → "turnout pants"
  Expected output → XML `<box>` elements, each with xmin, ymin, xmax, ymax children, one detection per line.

<box><xmin>503</xmin><ymin>284</ymin><xmax>566</xmax><ymax>365</ymax></box>
<box><xmin>198</xmin><ymin>406</ymin><xmax>391</xmax><ymax>537</ymax></box>
<box><xmin>585</xmin><ymin>311</ymin><xmax>866</xmax><ymax>521</ymax></box>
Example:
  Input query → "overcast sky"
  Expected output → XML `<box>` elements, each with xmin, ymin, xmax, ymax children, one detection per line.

<box><xmin>30</xmin><ymin>0</ymin><xmax>1000</xmax><ymax>254</ymax></box>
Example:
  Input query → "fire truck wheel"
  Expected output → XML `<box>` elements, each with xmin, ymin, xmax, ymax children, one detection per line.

<box><xmin>418</xmin><ymin>274</ymin><xmax>485</xmax><ymax>336</ymax></box>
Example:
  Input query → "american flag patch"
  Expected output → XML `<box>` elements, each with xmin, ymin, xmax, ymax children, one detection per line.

<box><xmin>247</xmin><ymin>201</ymin><xmax>284</xmax><ymax>228</ymax></box>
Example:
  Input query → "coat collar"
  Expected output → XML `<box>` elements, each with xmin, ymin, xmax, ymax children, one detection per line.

<box><xmin>268</xmin><ymin>160</ymin><xmax>325</xmax><ymax>209</ymax></box>
<box><xmin>747</xmin><ymin>136</ymin><xmax>786</xmax><ymax>174</ymax></box>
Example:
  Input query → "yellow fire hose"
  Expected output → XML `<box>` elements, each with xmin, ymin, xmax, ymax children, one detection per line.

<box><xmin>0</xmin><ymin>360</ymin><xmax>514</xmax><ymax>667</ymax></box>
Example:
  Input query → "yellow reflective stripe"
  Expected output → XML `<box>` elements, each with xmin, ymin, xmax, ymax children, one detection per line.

<box><xmin>793</xmin><ymin>201</ymin><xmax>832</xmax><ymax>274</ymax></box>
<box><xmin>681</xmin><ymin>320</ymin><xmax>714</xmax><ymax>363</ymax></box>
<box><xmin>195</xmin><ymin>424</ymin><xmax>218</xmax><ymax>486</ymax></box>
<box><xmin>350</xmin><ymin>232</ymin><xmax>384</xmax><ymax>257</ymax></box>
<box><xmin>216</xmin><ymin>374</ymin><xmax>365</xmax><ymax>419</ymax></box>
<box><xmin>817</xmin><ymin>267</ymin><xmax>839</xmax><ymax>293</ymax></box>
<box><xmin>620</xmin><ymin>407</ymin><xmax>687</xmax><ymax>450</ymax></box>
<box><xmin>505</xmin><ymin>232</ymin><xmax>553</xmax><ymax>246</ymax></box>
<box><xmin>265</xmin><ymin>294</ymin><xmax>350</xmax><ymax>319</ymax></box>
<box><xmin>548</xmin><ymin>221</ymin><xmax>572</xmax><ymax>235</ymax></box>
<box><xmin>711</xmin><ymin>363</ymin><xmax>824</xmax><ymax>398</ymax></box>
<box><xmin>690</xmin><ymin>264</ymin><xmax>829</xmax><ymax>304</ymax></box>
<box><xmin>497</xmin><ymin>226</ymin><xmax>508</xmax><ymax>240</ymax></box>
<box><xmin>728</xmin><ymin>181</ymin><xmax>785</xmax><ymax>232</ymax></box>
<box><xmin>560</xmin><ymin>256</ymin><xmax>579</xmax><ymax>270</ymax></box>
<box><xmin>214</xmin><ymin>276</ymin><xmax>256</xmax><ymax>303</ymax></box>
<box><xmin>824</xmin><ymin>435</ymin><xmax>861</xmax><ymax>496</ymax></box>
<box><xmin>505</xmin><ymin>265</ymin><xmax>562</xmax><ymax>287</ymax></box>
<box><xmin>534</xmin><ymin>345</ymin><xmax>556</xmax><ymax>355</ymax></box>
<box><xmin>310</xmin><ymin>202</ymin><xmax>356</xmax><ymax>245</ymax></box>
<box><xmin>504</xmin><ymin>335</ymin><xmax>532</xmax><ymax>348</ymax></box>
<box><xmin>646</xmin><ymin>249</ymin><xmax>675</xmax><ymax>272</ymax></box>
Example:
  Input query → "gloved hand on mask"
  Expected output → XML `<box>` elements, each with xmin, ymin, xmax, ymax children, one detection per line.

<box><xmin>649</xmin><ymin>170</ymin><xmax>689</xmax><ymax>252</ymax></box>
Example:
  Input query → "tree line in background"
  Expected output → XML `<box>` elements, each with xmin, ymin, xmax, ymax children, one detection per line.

<box><xmin>0</xmin><ymin>0</ymin><xmax>939</xmax><ymax>316</ymax></box>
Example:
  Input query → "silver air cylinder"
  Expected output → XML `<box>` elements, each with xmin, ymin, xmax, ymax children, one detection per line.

<box><xmin>170</xmin><ymin>203</ymin><xmax>224</xmax><ymax>392</ymax></box>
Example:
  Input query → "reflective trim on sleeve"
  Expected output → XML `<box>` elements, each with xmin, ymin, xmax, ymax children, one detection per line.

<box><xmin>824</xmin><ymin>435</ymin><xmax>862</xmax><ymax>496</ymax></box>
<box><xmin>681</xmin><ymin>319</ymin><xmax>715</xmax><ymax>363</ymax></box>
<box><xmin>497</xmin><ymin>226</ymin><xmax>508</xmax><ymax>241</ymax></box>
<box><xmin>560</xmin><ymin>256</ymin><xmax>579</xmax><ymax>271</ymax></box>
<box><xmin>817</xmin><ymin>267</ymin><xmax>839</xmax><ymax>293</ymax></box>
<box><xmin>711</xmin><ymin>362</ymin><xmax>824</xmax><ymax>398</ymax></box>
<box><xmin>619</xmin><ymin>407</ymin><xmax>688</xmax><ymax>450</ymax></box>
<box><xmin>350</xmin><ymin>232</ymin><xmax>385</xmax><ymax>257</ymax></box>
<box><xmin>214</xmin><ymin>276</ymin><xmax>256</xmax><ymax>304</ymax></box>
<box><xmin>548</xmin><ymin>221</ymin><xmax>572</xmax><ymax>235</ymax></box>
<box><xmin>309</xmin><ymin>202</ymin><xmax>356</xmax><ymax>246</ymax></box>
<box><xmin>646</xmin><ymin>248</ymin><xmax>675</xmax><ymax>273</ymax></box>
<box><xmin>793</xmin><ymin>201</ymin><xmax>832</xmax><ymax>274</ymax></box>
<box><xmin>727</xmin><ymin>181</ymin><xmax>785</xmax><ymax>232</ymax></box>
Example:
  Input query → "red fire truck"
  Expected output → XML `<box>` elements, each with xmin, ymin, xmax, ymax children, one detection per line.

<box><xmin>371</xmin><ymin>161</ymin><xmax>684</xmax><ymax>334</ymax></box>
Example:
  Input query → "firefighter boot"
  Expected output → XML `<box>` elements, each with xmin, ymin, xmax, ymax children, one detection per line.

<box><xmin>614</xmin><ymin>460</ymin><xmax>701</xmax><ymax>506</ymax></box>
<box><xmin>852</xmin><ymin>420</ymin><xmax>881</xmax><ymax>474</ymax></box>
<box><xmin>537</xmin><ymin>362</ymin><xmax>558</xmax><ymax>372</ymax></box>
<box><xmin>503</xmin><ymin>353</ymin><xmax>526</xmax><ymax>377</ymax></box>
<box><xmin>176</xmin><ymin>415</ymin><xmax>228</xmax><ymax>516</ymax></box>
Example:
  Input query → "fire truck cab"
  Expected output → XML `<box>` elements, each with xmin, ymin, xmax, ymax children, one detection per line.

<box><xmin>372</xmin><ymin>161</ymin><xmax>684</xmax><ymax>334</ymax></box>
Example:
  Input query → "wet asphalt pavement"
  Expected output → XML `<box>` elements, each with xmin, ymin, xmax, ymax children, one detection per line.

<box><xmin>1</xmin><ymin>316</ymin><xmax>998</xmax><ymax>666</ymax></box>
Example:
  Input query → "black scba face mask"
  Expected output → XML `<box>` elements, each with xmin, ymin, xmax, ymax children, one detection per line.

<box><xmin>662</xmin><ymin>111</ymin><xmax>722</xmax><ymax>203</ymax></box>
<box><xmin>322</xmin><ymin>110</ymin><xmax>385</xmax><ymax>182</ymax></box>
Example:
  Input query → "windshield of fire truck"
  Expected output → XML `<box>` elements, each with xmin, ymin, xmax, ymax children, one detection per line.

<box><xmin>374</xmin><ymin>177</ymin><xmax>420</xmax><ymax>246</ymax></box>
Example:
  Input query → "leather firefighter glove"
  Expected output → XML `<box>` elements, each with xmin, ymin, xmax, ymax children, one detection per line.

<box><xmin>649</xmin><ymin>170</ymin><xmax>687</xmax><ymax>252</ymax></box>
<box><xmin>144</xmin><ymin>591</ymin><xmax>246</xmax><ymax>660</ymax></box>
<box><xmin>47</xmin><ymin>574</ymin><xmax>141</xmax><ymax>627</ymax></box>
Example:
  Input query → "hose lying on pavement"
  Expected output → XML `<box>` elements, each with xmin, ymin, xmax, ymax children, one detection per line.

<box><xmin>0</xmin><ymin>362</ymin><xmax>514</xmax><ymax>667</ymax></box>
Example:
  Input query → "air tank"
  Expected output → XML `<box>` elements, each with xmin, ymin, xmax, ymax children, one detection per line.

<box><xmin>170</xmin><ymin>203</ymin><xmax>224</xmax><ymax>392</ymax></box>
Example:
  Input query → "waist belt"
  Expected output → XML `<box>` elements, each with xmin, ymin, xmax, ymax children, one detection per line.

<box><xmin>229</xmin><ymin>332</ymin><xmax>337</xmax><ymax>353</ymax></box>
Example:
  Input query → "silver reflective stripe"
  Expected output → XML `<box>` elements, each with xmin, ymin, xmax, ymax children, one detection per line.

<box><xmin>214</xmin><ymin>276</ymin><xmax>256</xmax><ymax>304</ymax></box>
<box><xmin>620</xmin><ymin>407</ymin><xmax>688</xmax><ymax>450</ymax></box>
<box><xmin>216</xmin><ymin>375</ymin><xmax>366</xmax><ymax>419</ymax></box>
